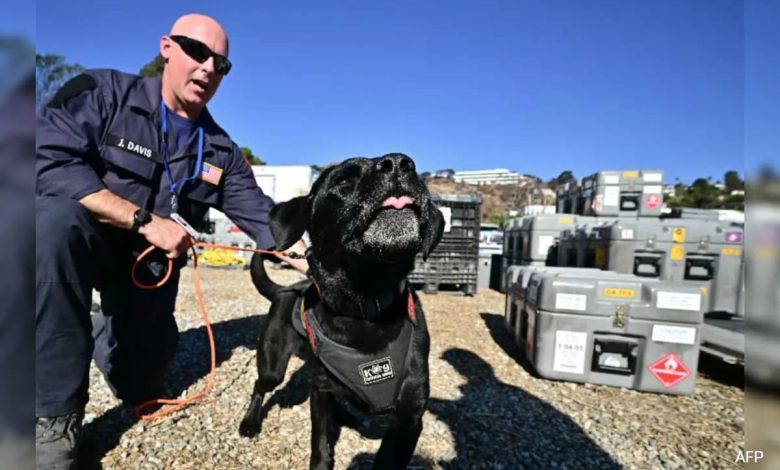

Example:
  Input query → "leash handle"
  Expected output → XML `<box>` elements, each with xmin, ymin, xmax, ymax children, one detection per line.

<box><xmin>131</xmin><ymin>245</ymin><xmax>175</xmax><ymax>290</ymax></box>
<box><xmin>130</xmin><ymin>240</ymin><xmax>304</xmax><ymax>420</ymax></box>
<box><xmin>131</xmin><ymin>241</ymin><xmax>301</xmax><ymax>290</ymax></box>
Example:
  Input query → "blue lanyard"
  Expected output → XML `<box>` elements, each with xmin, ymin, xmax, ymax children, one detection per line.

<box><xmin>161</xmin><ymin>99</ymin><xmax>204</xmax><ymax>211</ymax></box>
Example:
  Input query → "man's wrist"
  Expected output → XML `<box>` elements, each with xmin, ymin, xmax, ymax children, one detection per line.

<box><xmin>131</xmin><ymin>208</ymin><xmax>153</xmax><ymax>232</ymax></box>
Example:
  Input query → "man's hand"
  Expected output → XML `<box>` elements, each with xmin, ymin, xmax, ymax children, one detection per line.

<box><xmin>79</xmin><ymin>189</ymin><xmax>191</xmax><ymax>258</ymax></box>
<box><xmin>276</xmin><ymin>239</ymin><xmax>309</xmax><ymax>274</ymax></box>
<box><xmin>138</xmin><ymin>215</ymin><xmax>192</xmax><ymax>259</ymax></box>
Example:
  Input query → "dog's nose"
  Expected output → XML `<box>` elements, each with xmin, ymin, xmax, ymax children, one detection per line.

<box><xmin>377</xmin><ymin>155</ymin><xmax>416</xmax><ymax>175</ymax></box>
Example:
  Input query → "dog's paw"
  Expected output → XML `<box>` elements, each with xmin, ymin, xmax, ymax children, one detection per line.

<box><xmin>238</xmin><ymin>417</ymin><xmax>262</xmax><ymax>438</ymax></box>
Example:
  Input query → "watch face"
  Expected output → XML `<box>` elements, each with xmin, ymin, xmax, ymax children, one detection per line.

<box><xmin>134</xmin><ymin>209</ymin><xmax>151</xmax><ymax>228</ymax></box>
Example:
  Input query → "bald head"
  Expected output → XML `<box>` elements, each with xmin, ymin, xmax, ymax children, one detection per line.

<box><xmin>160</xmin><ymin>13</ymin><xmax>230</xmax><ymax>119</ymax></box>
<box><xmin>169</xmin><ymin>13</ymin><xmax>229</xmax><ymax>57</ymax></box>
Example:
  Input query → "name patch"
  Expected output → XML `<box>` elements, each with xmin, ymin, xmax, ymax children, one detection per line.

<box><xmin>359</xmin><ymin>357</ymin><xmax>394</xmax><ymax>385</ymax></box>
<box><xmin>105</xmin><ymin>134</ymin><xmax>162</xmax><ymax>164</ymax></box>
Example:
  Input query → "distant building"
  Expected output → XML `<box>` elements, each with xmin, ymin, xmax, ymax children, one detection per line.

<box><xmin>519</xmin><ymin>205</ymin><xmax>556</xmax><ymax>216</ymax></box>
<box><xmin>453</xmin><ymin>168</ymin><xmax>528</xmax><ymax>186</ymax></box>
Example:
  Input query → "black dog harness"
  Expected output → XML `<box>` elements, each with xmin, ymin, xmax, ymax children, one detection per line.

<box><xmin>290</xmin><ymin>283</ymin><xmax>418</xmax><ymax>413</ymax></box>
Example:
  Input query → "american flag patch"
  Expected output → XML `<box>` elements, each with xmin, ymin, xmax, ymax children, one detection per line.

<box><xmin>200</xmin><ymin>162</ymin><xmax>223</xmax><ymax>185</ymax></box>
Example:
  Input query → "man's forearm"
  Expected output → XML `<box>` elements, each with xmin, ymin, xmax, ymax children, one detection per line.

<box><xmin>78</xmin><ymin>189</ymin><xmax>138</xmax><ymax>230</ymax></box>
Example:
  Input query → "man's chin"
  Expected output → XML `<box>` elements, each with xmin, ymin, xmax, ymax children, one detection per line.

<box><xmin>182</xmin><ymin>90</ymin><xmax>209</xmax><ymax>109</ymax></box>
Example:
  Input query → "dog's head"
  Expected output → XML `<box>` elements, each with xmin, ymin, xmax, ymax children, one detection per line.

<box><xmin>270</xmin><ymin>153</ymin><xmax>444</xmax><ymax>273</ymax></box>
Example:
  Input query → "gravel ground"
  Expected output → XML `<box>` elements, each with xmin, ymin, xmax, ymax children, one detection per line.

<box><xmin>81</xmin><ymin>264</ymin><xmax>744</xmax><ymax>469</ymax></box>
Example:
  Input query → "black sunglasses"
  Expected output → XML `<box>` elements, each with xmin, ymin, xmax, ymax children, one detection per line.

<box><xmin>169</xmin><ymin>35</ymin><xmax>232</xmax><ymax>76</ymax></box>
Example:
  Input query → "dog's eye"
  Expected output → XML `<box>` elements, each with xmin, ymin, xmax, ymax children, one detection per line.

<box><xmin>332</xmin><ymin>168</ymin><xmax>361</xmax><ymax>190</ymax></box>
<box><xmin>334</xmin><ymin>176</ymin><xmax>354</xmax><ymax>187</ymax></box>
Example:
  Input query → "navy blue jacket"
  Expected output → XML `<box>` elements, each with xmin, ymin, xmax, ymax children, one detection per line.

<box><xmin>36</xmin><ymin>69</ymin><xmax>275</xmax><ymax>249</ymax></box>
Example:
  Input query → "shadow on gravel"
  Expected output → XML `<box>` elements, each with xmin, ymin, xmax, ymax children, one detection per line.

<box><xmin>428</xmin><ymin>347</ymin><xmax>621</xmax><ymax>469</ymax></box>
<box><xmin>697</xmin><ymin>352</ymin><xmax>745</xmax><ymax>389</ymax></box>
<box><xmin>78</xmin><ymin>313</ymin><xmax>268</xmax><ymax>469</ymax></box>
<box><xmin>346</xmin><ymin>453</ymin><xmax>437</xmax><ymax>469</ymax></box>
<box><xmin>481</xmin><ymin>311</ymin><xmax>538</xmax><ymax>377</ymax></box>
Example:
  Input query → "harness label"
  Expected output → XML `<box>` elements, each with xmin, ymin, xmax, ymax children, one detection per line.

<box><xmin>359</xmin><ymin>357</ymin><xmax>394</xmax><ymax>385</ymax></box>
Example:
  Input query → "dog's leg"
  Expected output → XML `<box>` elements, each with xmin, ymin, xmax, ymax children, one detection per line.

<box><xmin>371</xmin><ymin>412</ymin><xmax>424</xmax><ymax>470</ymax></box>
<box><xmin>238</xmin><ymin>311</ymin><xmax>299</xmax><ymax>438</ymax></box>
<box><xmin>309</xmin><ymin>387</ymin><xmax>337</xmax><ymax>470</ymax></box>
<box><xmin>372</xmin><ymin>375</ymin><xmax>429</xmax><ymax>470</ymax></box>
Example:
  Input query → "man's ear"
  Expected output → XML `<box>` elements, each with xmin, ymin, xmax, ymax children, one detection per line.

<box><xmin>422</xmin><ymin>203</ymin><xmax>445</xmax><ymax>261</ymax></box>
<box><xmin>269</xmin><ymin>196</ymin><xmax>308</xmax><ymax>251</ymax></box>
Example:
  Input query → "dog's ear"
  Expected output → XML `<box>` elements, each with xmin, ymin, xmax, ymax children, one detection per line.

<box><xmin>269</xmin><ymin>196</ymin><xmax>308</xmax><ymax>251</ymax></box>
<box><xmin>421</xmin><ymin>203</ymin><xmax>445</xmax><ymax>261</ymax></box>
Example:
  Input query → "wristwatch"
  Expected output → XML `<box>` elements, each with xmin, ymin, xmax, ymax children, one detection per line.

<box><xmin>131</xmin><ymin>208</ymin><xmax>152</xmax><ymax>232</ymax></box>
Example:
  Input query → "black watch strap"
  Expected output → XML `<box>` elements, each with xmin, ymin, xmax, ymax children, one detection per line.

<box><xmin>131</xmin><ymin>208</ymin><xmax>152</xmax><ymax>232</ymax></box>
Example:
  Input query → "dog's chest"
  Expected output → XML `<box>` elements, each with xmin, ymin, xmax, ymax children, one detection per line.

<box><xmin>292</xmin><ymin>299</ymin><xmax>416</xmax><ymax>413</ymax></box>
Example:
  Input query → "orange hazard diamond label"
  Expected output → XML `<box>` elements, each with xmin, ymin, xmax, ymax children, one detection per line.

<box><xmin>647</xmin><ymin>352</ymin><xmax>691</xmax><ymax>388</ymax></box>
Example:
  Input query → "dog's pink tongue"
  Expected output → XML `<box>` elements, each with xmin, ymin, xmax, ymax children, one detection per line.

<box><xmin>381</xmin><ymin>196</ymin><xmax>414</xmax><ymax>209</ymax></box>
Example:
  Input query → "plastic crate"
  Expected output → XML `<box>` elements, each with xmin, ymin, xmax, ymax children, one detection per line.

<box><xmin>409</xmin><ymin>271</ymin><xmax>478</xmax><ymax>296</ymax></box>
<box><xmin>431</xmin><ymin>237</ymin><xmax>478</xmax><ymax>255</ymax></box>
<box><xmin>432</xmin><ymin>193</ymin><xmax>482</xmax><ymax>241</ymax></box>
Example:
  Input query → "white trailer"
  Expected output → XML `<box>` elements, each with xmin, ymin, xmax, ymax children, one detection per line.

<box><xmin>205</xmin><ymin>165</ymin><xmax>320</xmax><ymax>260</ymax></box>
<box><xmin>209</xmin><ymin>165</ymin><xmax>319</xmax><ymax>222</ymax></box>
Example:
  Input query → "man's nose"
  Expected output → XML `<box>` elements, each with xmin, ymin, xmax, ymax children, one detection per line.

<box><xmin>376</xmin><ymin>155</ymin><xmax>416</xmax><ymax>175</ymax></box>
<box><xmin>200</xmin><ymin>56</ymin><xmax>216</xmax><ymax>74</ymax></box>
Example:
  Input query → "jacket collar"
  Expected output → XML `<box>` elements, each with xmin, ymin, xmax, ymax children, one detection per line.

<box><xmin>129</xmin><ymin>75</ymin><xmax>234</xmax><ymax>154</ymax></box>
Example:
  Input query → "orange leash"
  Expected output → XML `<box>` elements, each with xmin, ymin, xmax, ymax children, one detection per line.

<box><xmin>130</xmin><ymin>240</ymin><xmax>292</xmax><ymax>421</ymax></box>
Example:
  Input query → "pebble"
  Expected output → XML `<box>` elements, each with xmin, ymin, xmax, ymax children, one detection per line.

<box><xmin>78</xmin><ymin>266</ymin><xmax>744</xmax><ymax>469</ymax></box>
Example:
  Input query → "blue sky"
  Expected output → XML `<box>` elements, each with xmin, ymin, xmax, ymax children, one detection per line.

<box><xmin>34</xmin><ymin>1</ymin><xmax>765</xmax><ymax>184</ymax></box>
<box><xmin>745</xmin><ymin>0</ymin><xmax>779</xmax><ymax>178</ymax></box>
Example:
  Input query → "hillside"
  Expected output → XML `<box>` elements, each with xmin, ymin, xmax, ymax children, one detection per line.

<box><xmin>425</xmin><ymin>177</ymin><xmax>549</xmax><ymax>224</ymax></box>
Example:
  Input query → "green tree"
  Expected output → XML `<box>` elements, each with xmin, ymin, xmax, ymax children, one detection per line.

<box><xmin>140</xmin><ymin>54</ymin><xmax>165</xmax><ymax>77</ymax></box>
<box><xmin>488</xmin><ymin>211</ymin><xmax>509</xmax><ymax>229</ymax></box>
<box><xmin>685</xmin><ymin>178</ymin><xmax>720</xmax><ymax>209</ymax></box>
<box><xmin>310</xmin><ymin>164</ymin><xmax>325</xmax><ymax>172</ymax></box>
<box><xmin>723</xmin><ymin>170</ymin><xmax>743</xmax><ymax>193</ymax></box>
<box><xmin>722</xmin><ymin>193</ymin><xmax>744</xmax><ymax>211</ymax></box>
<box><xmin>437</xmin><ymin>168</ymin><xmax>455</xmax><ymax>179</ymax></box>
<box><xmin>547</xmin><ymin>170</ymin><xmax>575</xmax><ymax>190</ymax></box>
<box><xmin>35</xmin><ymin>54</ymin><xmax>84</xmax><ymax>109</ymax></box>
<box><xmin>419</xmin><ymin>171</ymin><xmax>431</xmax><ymax>181</ymax></box>
<box><xmin>240</xmin><ymin>147</ymin><xmax>265</xmax><ymax>165</ymax></box>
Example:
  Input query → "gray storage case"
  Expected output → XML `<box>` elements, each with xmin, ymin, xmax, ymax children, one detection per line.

<box><xmin>516</xmin><ymin>214</ymin><xmax>579</xmax><ymax>263</ymax></box>
<box><xmin>588</xmin><ymin>218</ymin><xmax>743</xmax><ymax>314</ymax></box>
<box><xmin>505</xmin><ymin>265</ymin><xmax>604</xmax><ymax>349</ymax></box>
<box><xmin>525</xmin><ymin>271</ymin><xmax>703</xmax><ymax>395</ymax></box>
<box><xmin>580</xmin><ymin>170</ymin><xmax>664</xmax><ymax>217</ymax></box>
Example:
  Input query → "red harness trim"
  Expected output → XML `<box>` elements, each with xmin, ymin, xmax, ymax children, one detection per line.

<box><xmin>302</xmin><ymin>312</ymin><xmax>317</xmax><ymax>351</ymax></box>
<box><xmin>407</xmin><ymin>288</ymin><xmax>416</xmax><ymax>323</ymax></box>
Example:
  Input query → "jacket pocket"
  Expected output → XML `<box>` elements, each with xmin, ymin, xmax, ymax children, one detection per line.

<box><xmin>101</xmin><ymin>144</ymin><xmax>159</xmax><ymax>181</ymax></box>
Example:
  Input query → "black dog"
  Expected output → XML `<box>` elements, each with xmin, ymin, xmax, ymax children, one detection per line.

<box><xmin>239</xmin><ymin>153</ymin><xmax>444</xmax><ymax>469</ymax></box>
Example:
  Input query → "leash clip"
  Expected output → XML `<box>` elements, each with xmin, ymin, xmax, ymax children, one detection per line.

<box><xmin>284</xmin><ymin>251</ymin><xmax>306</xmax><ymax>260</ymax></box>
